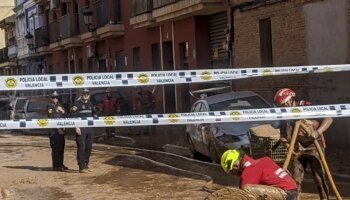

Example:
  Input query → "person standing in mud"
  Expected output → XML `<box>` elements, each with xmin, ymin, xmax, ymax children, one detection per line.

<box><xmin>221</xmin><ymin>149</ymin><xmax>298</xmax><ymax>200</ymax></box>
<box><xmin>133</xmin><ymin>87</ymin><xmax>155</xmax><ymax>134</ymax></box>
<box><xmin>274</xmin><ymin>88</ymin><xmax>333</xmax><ymax>199</ymax></box>
<box><xmin>133</xmin><ymin>87</ymin><xmax>155</xmax><ymax>114</ymax></box>
<box><xmin>71</xmin><ymin>88</ymin><xmax>96</xmax><ymax>173</ymax></box>
<box><xmin>47</xmin><ymin>91</ymin><xmax>68</xmax><ymax>171</ymax></box>
<box><xmin>100</xmin><ymin>88</ymin><xmax>120</xmax><ymax>138</ymax></box>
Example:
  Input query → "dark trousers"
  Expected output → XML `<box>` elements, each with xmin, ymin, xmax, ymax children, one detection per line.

<box><xmin>49</xmin><ymin>130</ymin><xmax>65</xmax><ymax>168</ymax></box>
<box><xmin>290</xmin><ymin>154</ymin><xmax>329</xmax><ymax>200</ymax></box>
<box><xmin>76</xmin><ymin>127</ymin><xmax>94</xmax><ymax>170</ymax></box>
<box><xmin>105</xmin><ymin>127</ymin><xmax>115</xmax><ymax>138</ymax></box>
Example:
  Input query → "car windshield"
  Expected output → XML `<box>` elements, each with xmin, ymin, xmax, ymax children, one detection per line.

<box><xmin>15</xmin><ymin>99</ymin><xmax>27</xmax><ymax>110</ymax></box>
<box><xmin>209</xmin><ymin>96</ymin><xmax>270</xmax><ymax>111</ymax></box>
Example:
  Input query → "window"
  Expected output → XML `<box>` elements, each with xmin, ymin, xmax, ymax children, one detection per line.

<box><xmin>61</xmin><ymin>2</ymin><xmax>68</xmax><ymax>15</ymax></box>
<box><xmin>259</xmin><ymin>18</ymin><xmax>273</xmax><ymax>67</ymax></box>
<box><xmin>88</xmin><ymin>58</ymin><xmax>94</xmax><ymax>72</ymax></box>
<box><xmin>133</xmin><ymin>47</ymin><xmax>141</xmax><ymax>71</ymax></box>
<box><xmin>116</xmin><ymin>50</ymin><xmax>125</xmax><ymax>68</ymax></box>
<box><xmin>48</xmin><ymin>65</ymin><xmax>53</xmax><ymax>74</ymax></box>
<box><xmin>151</xmin><ymin>43</ymin><xmax>160</xmax><ymax>71</ymax></box>
<box><xmin>78</xmin><ymin>59</ymin><xmax>83</xmax><ymax>73</ymax></box>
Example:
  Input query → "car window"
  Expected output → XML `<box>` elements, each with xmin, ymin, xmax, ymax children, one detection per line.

<box><xmin>15</xmin><ymin>99</ymin><xmax>27</xmax><ymax>110</ymax></box>
<box><xmin>27</xmin><ymin>101</ymin><xmax>41</xmax><ymax>112</ymax></box>
<box><xmin>0</xmin><ymin>101</ymin><xmax>8</xmax><ymax>110</ymax></box>
<box><xmin>209</xmin><ymin>96</ymin><xmax>270</xmax><ymax>111</ymax></box>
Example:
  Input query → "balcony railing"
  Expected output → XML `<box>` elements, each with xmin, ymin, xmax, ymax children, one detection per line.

<box><xmin>132</xmin><ymin>0</ymin><xmax>153</xmax><ymax>16</ymax></box>
<box><xmin>59</xmin><ymin>13</ymin><xmax>79</xmax><ymax>39</ymax></box>
<box><xmin>8</xmin><ymin>45</ymin><xmax>17</xmax><ymax>58</ymax></box>
<box><xmin>96</xmin><ymin>0</ymin><xmax>122</xmax><ymax>28</ymax></box>
<box><xmin>35</xmin><ymin>26</ymin><xmax>49</xmax><ymax>48</ymax></box>
<box><xmin>0</xmin><ymin>48</ymin><xmax>9</xmax><ymax>63</ymax></box>
<box><xmin>153</xmin><ymin>0</ymin><xmax>177</xmax><ymax>9</ymax></box>
<box><xmin>49</xmin><ymin>21</ymin><xmax>59</xmax><ymax>43</ymax></box>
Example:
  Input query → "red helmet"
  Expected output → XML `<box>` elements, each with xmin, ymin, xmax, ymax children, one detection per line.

<box><xmin>274</xmin><ymin>88</ymin><xmax>295</xmax><ymax>105</ymax></box>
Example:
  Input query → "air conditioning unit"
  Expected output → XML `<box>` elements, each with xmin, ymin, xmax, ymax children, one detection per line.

<box><xmin>50</xmin><ymin>0</ymin><xmax>60</xmax><ymax>10</ymax></box>
<box><xmin>38</xmin><ymin>5</ymin><xmax>44</xmax><ymax>15</ymax></box>
<box><xmin>87</xmin><ymin>45</ymin><xmax>95</xmax><ymax>58</ymax></box>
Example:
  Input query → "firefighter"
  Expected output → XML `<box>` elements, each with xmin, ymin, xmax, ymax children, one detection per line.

<box><xmin>100</xmin><ymin>88</ymin><xmax>120</xmax><ymax>138</ymax></box>
<box><xmin>71</xmin><ymin>88</ymin><xmax>96</xmax><ymax>173</ymax></box>
<box><xmin>221</xmin><ymin>149</ymin><xmax>298</xmax><ymax>200</ymax></box>
<box><xmin>274</xmin><ymin>88</ymin><xmax>333</xmax><ymax>200</ymax></box>
<box><xmin>47</xmin><ymin>91</ymin><xmax>68</xmax><ymax>171</ymax></box>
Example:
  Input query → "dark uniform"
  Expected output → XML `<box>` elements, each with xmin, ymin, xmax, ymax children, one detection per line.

<box><xmin>70</xmin><ymin>97</ymin><xmax>96</xmax><ymax>171</ymax></box>
<box><xmin>47</xmin><ymin>96</ymin><xmax>66</xmax><ymax>170</ymax></box>
<box><xmin>281</xmin><ymin>100</ymin><xmax>329</xmax><ymax>199</ymax></box>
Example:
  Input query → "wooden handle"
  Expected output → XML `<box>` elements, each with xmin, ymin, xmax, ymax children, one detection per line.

<box><xmin>314</xmin><ymin>140</ymin><xmax>342</xmax><ymax>200</ymax></box>
<box><xmin>283</xmin><ymin>121</ymin><xmax>300</xmax><ymax>170</ymax></box>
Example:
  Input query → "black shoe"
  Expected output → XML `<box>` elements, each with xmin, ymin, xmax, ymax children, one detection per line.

<box><xmin>52</xmin><ymin>167</ymin><xmax>64</xmax><ymax>172</ymax></box>
<box><xmin>61</xmin><ymin>165</ymin><xmax>69</xmax><ymax>170</ymax></box>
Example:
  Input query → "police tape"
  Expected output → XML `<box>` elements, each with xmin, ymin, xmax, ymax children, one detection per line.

<box><xmin>0</xmin><ymin>104</ymin><xmax>349</xmax><ymax>130</ymax></box>
<box><xmin>0</xmin><ymin>64</ymin><xmax>349</xmax><ymax>91</ymax></box>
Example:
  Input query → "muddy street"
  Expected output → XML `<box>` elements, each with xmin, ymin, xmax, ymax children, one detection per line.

<box><xmin>0</xmin><ymin>131</ymin><xmax>349</xmax><ymax>200</ymax></box>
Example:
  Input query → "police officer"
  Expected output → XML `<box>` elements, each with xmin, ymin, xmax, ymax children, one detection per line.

<box><xmin>70</xmin><ymin>88</ymin><xmax>96</xmax><ymax>173</ymax></box>
<box><xmin>47</xmin><ymin>91</ymin><xmax>68</xmax><ymax>171</ymax></box>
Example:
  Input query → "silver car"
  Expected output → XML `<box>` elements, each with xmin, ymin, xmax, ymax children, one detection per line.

<box><xmin>186</xmin><ymin>91</ymin><xmax>279</xmax><ymax>163</ymax></box>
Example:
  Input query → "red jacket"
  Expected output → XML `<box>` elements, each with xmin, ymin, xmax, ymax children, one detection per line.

<box><xmin>100</xmin><ymin>96</ymin><xmax>119</xmax><ymax>115</ymax></box>
<box><xmin>240</xmin><ymin>155</ymin><xmax>297</xmax><ymax>191</ymax></box>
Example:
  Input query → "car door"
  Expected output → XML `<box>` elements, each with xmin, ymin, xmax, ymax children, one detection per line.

<box><xmin>13</xmin><ymin>98</ymin><xmax>27</xmax><ymax>120</ymax></box>
<box><xmin>187</xmin><ymin>102</ymin><xmax>203</xmax><ymax>150</ymax></box>
<box><xmin>190</xmin><ymin>101</ymin><xmax>210</xmax><ymax>156</ymax></box>
<box><xmin>196</xmin><ymin>102</ymin><xmax>211</xmax><ymax>156</ymax></box>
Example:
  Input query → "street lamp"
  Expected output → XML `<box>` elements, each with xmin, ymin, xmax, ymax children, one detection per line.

<box><xmin>25</xmin><ymin>32</ymin><xmax>34</xmax><ymax>51</ymax></box>
<box><xmin>83</xmin><ymin>8</ymin><xmax>95</xmax><ymax>32</ymax></box>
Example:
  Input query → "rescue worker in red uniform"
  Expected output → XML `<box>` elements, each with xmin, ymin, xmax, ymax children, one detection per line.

<box><xmin>274</xmin><ymin>88</ymin><xmax>333</xmax><ymax>200</ymax></box>
<box><xmin>221</xmin><ymin>149</ymin><xmax>298</xmax><ymax>200</ymax></box>
<box><xmin>100</xmin><ymin>88</ymin><xmax>120</xmax><ymax>138</ymax></box>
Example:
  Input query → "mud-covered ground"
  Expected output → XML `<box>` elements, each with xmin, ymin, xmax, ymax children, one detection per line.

<box><xmin>0</xmin><ymin>128</ymin><xmax>349</xmax><ymax>199</ymax></box>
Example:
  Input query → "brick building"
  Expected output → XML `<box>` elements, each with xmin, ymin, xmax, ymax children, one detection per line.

<box><xmin>230</xmin><ymin>0</ymin><xmax>350</xmax><ymax>146</ymax></box>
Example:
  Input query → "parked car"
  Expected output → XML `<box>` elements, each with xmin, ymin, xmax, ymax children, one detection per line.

<box><xmin>9</xmin><ymin>97</ymin><xmax>50</xmax><ymax>133</ymax></box>
<box><xmin>0</xmin><ymin>96</ymin><xmax>10</xmax><ymax>120</ymax></box>
<box><xmin>186</xmin><ymin>90</ymin><xmax>279</xmax><ymax>163</ymax></box>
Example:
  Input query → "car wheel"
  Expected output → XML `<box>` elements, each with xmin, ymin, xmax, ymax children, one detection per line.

<box><xmin>187</xmin><ymin>133</ymin><xmax>201</xmax><ymax>159</ymax></box>
<box><xmin>209</xmin><ymin>142</ymin><xmax>220</xmax><ymax>164</ymax></box>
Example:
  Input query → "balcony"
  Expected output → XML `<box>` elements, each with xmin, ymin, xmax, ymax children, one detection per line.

<box><xmin>59</xmin><ymin>13</ymin><xmax>79</xmax><ymax>40</ymax></box>
<box><xmin>130</xmin><ymin>0</ymin><xmax>155</xmax><ymax>28</ymax></box>
<box><xmin>82</xmin><ymin>0</ymin><xmax>124</xmax><ymax>42</ymax></box>
<box><xmin>152</xmin><ymin>0</ymin><xmax>224</xmax><ymax>22</ymax></box>
<box><xmin>0</xmin><ymin>47</ymin><xmax>16</xmax><ymax>68</ymax></box>
<box><xmin>35</xmin><ymin>27</ymin><xmax>52</xmax><ymax>55</ymax></box>
<box><xmin>49</xmin><ymin>21</ymin><xmax>59</xmax><ymax>43</ymax></box>
<box><xmin>8</xmin><ymin>45</ymin><xmax>17</xmax><ymax>58</ymax></box>
<box><xmin>0</xmin><ymin>48</ymin><xmax>9</xmax><ymax>63</ymax></box>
